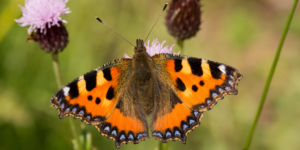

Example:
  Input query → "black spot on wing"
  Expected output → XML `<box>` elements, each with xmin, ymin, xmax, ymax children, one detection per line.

<box><xmin>176</xmin><ymin>78</ymin><xmax>186</xmax><ymax>91</ymax></box>
<box><xmin>199</xmin><ymin>80</ymin><xmax>205</xmax><ymax>86</ymax></box>
<box><xmin>84</xmin><ymin>70</ymin><xmax>97</xmax><ymax>91</ymax></box>
<box><xmin>103</xmin><ymin>68</ymin><xmax>112</xmax><ymax>81</ymax></box>
<box><xmin>95</xmin><ymin>97</ymin><xmax>101</xmax><ymax>104</ymax></box>
<box><xmin>192</xmin><ymin>85</ymin><xmax>198</xmax><ymax>92</ymax></box>
<box><xmin>88</xmin><ymin>95</ymin><xmax>93</xmax><ymax>101</ymax></box>
<box><xmin>106</xmin><ymin>86</ymin><xmax>115</xmax><ymax>100</ymax></box>
<box><xmin>208</xmin><ymin>60</ymin><xmax>222</xmax><ymax>79</ymax></box>
<box><xmin>174</xmin><ymin>59</ymin><xmax>183</xmax><ymax>72</ymax></box>
<box><xmin>68</xmin><ymin>79</ymin><xmax>79</xmax><ymax>99</ymax></box>
<box><xmin>187</xmin><ymin>58</ymin><xmax>203</xmax><ymax>76</ymax></box>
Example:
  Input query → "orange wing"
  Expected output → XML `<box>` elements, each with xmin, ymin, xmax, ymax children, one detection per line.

<box><xmin>150</xmin><ymin>91</ymin><xmax>203</xmax><ymax>143</ymax></box>
<box><xmin>51</xmin><ymin>59</ymin><xmax>125</xmax><ymax>125</ymax></box>
<box><xmin>96</xmin><ymin>101</ymin><xmax>149</xmax><ymax>148</ymax></box>
<box><xmin>149</xmin><ymin>54</ymin><xmax>242</xmax><ymax>143</ymax></box>
<box><xmin>163</xmin><ymin>54</ymin><xmax>243</xmax><ymax>112</ymax></box>
<box><xmin>51</xmin><ymin>58</ymin><xmax>149</xmax><ymax>148</ymax></box>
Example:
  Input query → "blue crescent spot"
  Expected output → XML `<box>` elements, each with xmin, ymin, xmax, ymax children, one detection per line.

<box><xmin>229</xmin><ymin>80</ymin><xmax>233</xmax><ymax>85</ymax></box>
<box><xmin>175</xmin><ymin>130</ymin><xmax>181</xmax><ymax>136</ymax></box>
<box><xmin>152</xmin><ymin>132</ymin><xmax>157</xmax><ymax>136</ymax></box>
<box><xmin>128</xmin><ymin>134</ymin><xmax>134</xmax><ymax>140</ymax></box>
<box><xmin>86</xmin><ymin>116</ymin><xmax>91</xmax><ymax>120</ymax></box>
<box><xmin>137</xmin><ymin>134</ymin><xmax>143</xmax><ymax>139</ymax></box>
<box><xmin>143</xmin><ymin>133</ymin><xmax>148</xmax><ymax>137</ymax></box>
<box><xmin>166</xmin><ymin>131</ymin><xmax>172</xmax><ymax>137</ymax></box>
<box><xmin>230</xmin><ymin>75</ymin><xmax>233</xmax><ymax>79</ymax></box>
<box><xmin>72</xmin><ymin>107</ymin><xmax>77</xmax><ymax>112</ymax></box>
<box><xmin>189</xmin><ymin>119</ymin><xmax>195</xmax><ymax>125</ymax></box>
<box><xmin>120</xmin><ymin>134</ymin><xmax>125</xmax><ymax>140</ymax></box>
<box><xmin>94</xmin><ymin>118</ymin><xmax>101</xmax><ymax>122</ymax></box>
<box><xmin>65</xmin><ymin>108</ymin><xmax>70</xmax><ymax>111</ymax></box>
<box><xmin>212</xmin><ymin>93</ymin><xmax>217</xmax><ymax>98</ymax></box>
<box><xmin>219</xmin><ymin>88</ymin><xmax>223</xmax><ymax>93</ymax></box>
<box><xmin>206</xmin><ymin>99</ymin><xmax>211</xmax><ymax>104</ymax></box>
<box><xmin>225</xmin><ymin>86</ymin><xmax>230</xmax><ymax>90</ymax></box>
<box><xmin>61</xmin><ymin>103</ymin><xmax>65</xmax><ymax>109</ymax></box>
<box><xmin>183</xmin><ymin>124</ymin><xmax>189</xmax><ymax>130</ymax></box>
<box><xmin>79</xmin><ymin>110</ymin><xmax>84</xmax><ymax>115</ymax></box>
<box><xmin>111</xmin><ymin>130</ymin><xmax>117</xmax><ymax>136</ymax></box>
<box><xmin>157</xmin><ymin>132</ymin><xmax>163</xmax><ymax>138</ymax></box>
<box><xmin>104</xmin><ymin>126</ymin><xmax>110</xmax><ymax>132</ymax></box>
<box><xmin>58</xmin><ymin>97</ymin><xmax>62</xmax><ymax>102</ymax></box>
<box><xmin>194</xmin><ymin>111</ymin><xmax>199</xmax><ymax>117</ymax></box>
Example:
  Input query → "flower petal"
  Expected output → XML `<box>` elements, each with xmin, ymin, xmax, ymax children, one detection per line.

<box><xmin>15</xmin><ymin>0</ymin><xmax>71</xmax><ymax>34</ymax></box>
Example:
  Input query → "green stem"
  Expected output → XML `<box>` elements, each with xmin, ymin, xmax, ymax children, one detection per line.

<box><xmin>51</xmin><ymin>53</ymin><xmax>83</xmax><ymax>150</ymax></box>
<box><xmin>243</xmin><ymin>0</ymin><xmax>298</xmax><ymax>149</ymax></box>
<box><xmin>159</xmin><ymin>142</ymin><xmax>169</xmax><ymax>150</ymax></box>
<box><xmin>177</xmin><ymin>39</ymin><xmax>184</xmax><ymax>53</ymax></box>
<box><xmin>51</xmin><ymin>53</ymin><xmax>64</xmax><ymax>88</ymax></box>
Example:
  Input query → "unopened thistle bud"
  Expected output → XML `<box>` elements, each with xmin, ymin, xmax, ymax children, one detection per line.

<box><xmin>166</xmin><ymin>0</ymin><xmax>201</xmax><ymax>40</ymax></box>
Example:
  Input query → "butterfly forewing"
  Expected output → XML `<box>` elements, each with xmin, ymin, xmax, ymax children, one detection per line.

<box><xmin>51</xmin><ymin>58</ymin><xmax>150</xmax><ymax>147</ymax></box>
<box><xmin>157</xmin><ymin>53</ymin><xmax>242</xmax><ymax>112</ymax></box>
<box><xmin>50</xmin><ymin>59</ymin><xmax>128</xmax><ymax>125</ymax></box>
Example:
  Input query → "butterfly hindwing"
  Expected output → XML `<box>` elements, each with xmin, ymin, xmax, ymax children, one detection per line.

<box><xmin>96</xmin><ymin>103</ymin><xmax>149</xmax><ymax>148</ymax></box>
<box><xmin>96</xmin><ymin>88</ymin><xmax>149</xmax><ymax>148</ymax></box>
<box><xmin>159</xmin><ymin>53</ymin><xmax>242</xmax><ymax>112</ymax></box>
<box><xmin>147</xmin><ymin>58</ymin><xmax>203</xmax><ymax>143</ymax></box>
<box><xmin>150</xmin><ymin>90</ymin><xmax>203</xmax><ymax>143</ymax></box>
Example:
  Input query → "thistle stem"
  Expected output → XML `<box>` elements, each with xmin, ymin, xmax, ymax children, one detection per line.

<box><xmin>51</xmin><ymin>53</ymin><xmax>63</xmax><ymax>88</ymax></box>
<box><xmin>51</xmin><ymin>53</ymin><xmax>83</xmax><ymax>150</ymax></box>
<box><xmin>177</xmin><ymin>39</ymin><xmax>184</xmax><ymax>53</ymax></box>
<box><xmin>243</xmin><ymin>0</ymin><xmax>298</xmax><ymax>149</ymax></box>
<box><xmin>159</xmin><ymin>142</ymin><xmax>169</xmax><ymax>150</ymax></box>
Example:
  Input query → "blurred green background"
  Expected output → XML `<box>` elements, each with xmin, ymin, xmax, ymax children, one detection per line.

<box><xmin>0</xmin><ymin>0</ymin><xmax>300</xmax><ymax>150</ymax></box>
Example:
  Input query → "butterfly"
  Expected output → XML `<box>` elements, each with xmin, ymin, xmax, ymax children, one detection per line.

<box><xmin>51</xmin><ymin>39</ymin><xmax>242</xmax><ymax>148</ymax></box>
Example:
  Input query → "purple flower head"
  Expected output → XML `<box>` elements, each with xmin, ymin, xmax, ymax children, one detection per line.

<box><xmin>166</xmin><ymin>0</ymin><xmax>201</xmax><ymax>40</ymax></box>
<box><xmin>15</xmin><ymin>0</ymin><xmax>71</xmax><ymax>34</ymax></box>
<box><xmin>124</xmin><ymin>39</ymin><xmax>179</xmax><ymax>58</ymax></box>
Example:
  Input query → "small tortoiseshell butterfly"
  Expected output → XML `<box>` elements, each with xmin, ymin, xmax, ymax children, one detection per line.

<box><xmin>51</xmin><ymin>39</ymin><xmax>242</xmax><ymax>148</ymax></box>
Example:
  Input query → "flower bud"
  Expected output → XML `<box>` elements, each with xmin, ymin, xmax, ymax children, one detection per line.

<box><xmin>166</xmin><ymin>0</ymin><xmax>201</xmax><ymax>40</ymax></box>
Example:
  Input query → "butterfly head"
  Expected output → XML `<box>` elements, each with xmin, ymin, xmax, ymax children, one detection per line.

<box><xmin>134</xmin><ymin>39</ymin><xmax>146</xmax><ymax>53</ymax></box>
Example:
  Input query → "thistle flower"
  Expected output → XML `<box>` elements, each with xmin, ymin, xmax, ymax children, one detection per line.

<box><xmin>124</xmin><ymin>39</ymin><xmax>178</xmax><ymax>58</ymax></box>
<box><xmin>15</xmin><ymin>0</ymin><xmax>71</xmax><ymax>53</ymax></box>
<box><xmin>166</xmin><ymin>0</ymin><xmax>201</xmax><ymax>40</ymax></box>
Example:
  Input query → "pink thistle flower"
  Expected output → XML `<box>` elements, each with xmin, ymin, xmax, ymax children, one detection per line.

<box><xmin>124</xmin><ymin>39</ymin><xmax>178</xmax><ymax>58</ymax></box>
<box><xmin>15</xmin><ymin>0</ymin><xmax>71</xmax><ymax>34</ymax></box>
<box><xmin>15</xmin><ymin>0</ymin><xmax>70</xmax><ymax>53</ymax></box>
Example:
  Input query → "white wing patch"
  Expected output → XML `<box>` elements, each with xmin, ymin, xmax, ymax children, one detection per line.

<box><xmin>218</xmin><ymin>65</ymin><xmax>226</xmax><ymax>75</ymax></box>
<box><xmin>62</xmin><ymin>87</ymin><xmax>70</xmax><ymax>96</ymax></box>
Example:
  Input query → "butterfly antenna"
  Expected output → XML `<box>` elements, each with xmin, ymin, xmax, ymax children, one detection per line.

<box><xmin>95</xmin><ymin>17</ymin><xmax>135</xmax><ymax>47</ymax></box>
<box><xmin>144</xmin><ymin>3</ymin><xmax>168</xmax><ymax>42</ymax></box>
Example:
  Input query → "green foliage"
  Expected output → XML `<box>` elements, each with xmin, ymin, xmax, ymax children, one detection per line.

<box><xmin>1</xmin><ymin>0</ymin><xmax>300</xmax><ymax>150</ymax></box>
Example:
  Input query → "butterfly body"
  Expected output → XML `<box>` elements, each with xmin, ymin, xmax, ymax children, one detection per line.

<box><xmin>51</xmin><ymin>39</ymin><xmax>242</xmax><ymax>148</ymax></box>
